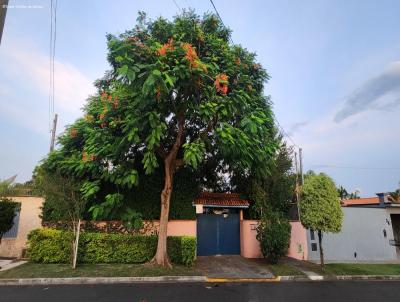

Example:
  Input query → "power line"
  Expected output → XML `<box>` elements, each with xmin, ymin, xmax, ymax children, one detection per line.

<box><xmin>52</xmin><ymin>0</ymin><xmax>58</xmax><ymax>120</ymax></box>
<box><xmin>48</xmin><ymin>0</ymin><xmax>53</xmax><ymax>131</ymax></box>
<box><xmin>310</xmin><ymin>165</ymin><xmax>400</xmax><ymax>171</ymax></box>
<box><xmin>275</xmin><ymin>119</ymin><xmax>299</xmax><ymax>148</ymax></box>
<box><xmin>207</xmin><ymin>0</ymin><xmax>300</xmax><ymax>150</ymax></box>
<box><xmin>208</xmin><ymin>0</ymin><xmax>234</xmax><ymax>44</ymax></box>
<box><xmin>172</xmin><ymin>0</ymin><xmax>182</xmax><ymax>12</ymax></box>
<box><xmin>48</xmin><ymin>0</ymin><xmax>57</xmax><ymax>132</ymax></box>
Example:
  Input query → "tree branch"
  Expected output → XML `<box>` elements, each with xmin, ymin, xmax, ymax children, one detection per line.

<box><xmin>156</xmin><ymin>146</ymin><xmax>167</xmax><ymax>159</ymax></box>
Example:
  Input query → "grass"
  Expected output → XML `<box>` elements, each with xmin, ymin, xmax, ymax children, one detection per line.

<box><xmin>266</xmin><ymin>263</ymin><xmax>305</xmax><ymax>276</ymax></box>
<box><xmin>0</xmin><ymin>263</ymin><xmax>200</xmax><ymax>279</ymax></box>
<box><xmin>249</xmin><ymin>259</ymin><xmax>305</xmax><ymax>276</ymax></box>
<box><xmin>324</xmin><ymin>263</ymin><xmax>400</xmax><ymax>276</ymax></box>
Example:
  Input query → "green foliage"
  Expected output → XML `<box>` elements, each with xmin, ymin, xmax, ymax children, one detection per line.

<box><xmin>300</xmin><ymin>173</ymin><xmax>343</xmax><ymax>233</ymax></box>
<box><xmin>235</xmin><ymin>138</ymin><xmax>296</xmax><ymax>219</ymax></box>
<box><xmin>27</xmin><ymin>229</ymin><xmax>196</xmax><ymax>266</ymax></box>
<box><xmin>27</xmin><ymin>229</ymin><xmax>73</xmax><ymax>263</ymax></box>
<box><xmin>37</xmin><ymin>10</ymin><xmax>276</xmax><ymax>223</ymax></box>
<box><xmin>121</xmin><ymin>208</ymin><xmax>143</xmax><ymax>231</ymax></box>
<box><xmin>337</xmin><ymin>185</ymin><xmax>360</xmax><ymax>200</ymax></box>
<box><xmin>33</xmin><ymin>167</ymin><xmax>86</xmax><ymax>227</ymax></box>
<box><xmin>256</xmin><ymin>210</ymin><xmax>291</xmax><ymax>263</ymax></box>
<box><xmin>0</xmin><ymin>198</ymin><xmax>20</xmax><ymax>240</ymax></box>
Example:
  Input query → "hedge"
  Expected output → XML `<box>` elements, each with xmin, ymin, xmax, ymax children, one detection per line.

<box><xmin>27</xmin><ymin>229</ymin><xmax>196</xmax><ymax>266</ymax></box>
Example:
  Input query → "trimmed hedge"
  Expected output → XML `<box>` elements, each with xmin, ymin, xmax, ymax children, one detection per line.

<box><xmin>27</xmin><ymin>229</ymin><xmax>196</xmax><ymax>266</ymax></box>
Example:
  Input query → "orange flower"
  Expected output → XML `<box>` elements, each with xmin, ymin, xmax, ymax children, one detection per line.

<box><xmin>157</xmin><ymin>38</ymin><xmax>174</xmax><ymax>56</ymax></box>
<box><xmin>215</xmin><ymin>74</ymin><xmax>229</xmax><ymax>95</ymax></box>
<box><xmin>235</xmin><ymin>58</ymin><xmax>241</xmax><ymax>66</ymax></box>
<box><xmin>182</xmin><ymin>43</ymin><xmax>198</xmax><ymax>69</ymax></box>
<box><xmin>101</xmin><ymin>91</ymin><xmax>107</xmax><ymax>100</ymax></box>
<box><xmin>82</xmin><ymin>151</ymin><xmax>88</xmax><ymax>162</ymax></box>
<box><xmin>70</xmin><ymin>128</ymin><xmax>78</xmax><ymax>138</ymax></box>
<box><xmin>113</xmin><ymin>97</ymin><xmax>119</xmax><ymax>109</ymax></box>
<box><xmin>90</xmin><ymin>154</ymin><xmax>96</xmax><ymax>161</ymax></box>
<box><xmin>108</xmin><ymin>94</ymin><xmax>113</xmax><ymax>102</ymax></box>
<box><xmin>99</xmin><ymin>112</ymin><xmax>106</xmax><ymax>120</ymax></box>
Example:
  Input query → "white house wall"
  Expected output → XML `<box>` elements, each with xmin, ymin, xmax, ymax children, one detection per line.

<box><xmin>307</xmin><ymin>207</ymin><xmax>399</xmax><ymax>262</ymax></box>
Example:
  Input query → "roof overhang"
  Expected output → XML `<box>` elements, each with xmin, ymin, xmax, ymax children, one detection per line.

<box><xmin>193</xmin><ymin>192</ymin><xmax>250</xmax><ymax>209</ymax></box>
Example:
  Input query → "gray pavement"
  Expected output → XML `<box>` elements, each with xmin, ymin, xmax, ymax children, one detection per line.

<box><xmin>2</xmin><ymin>281</ymin><xmax>400</xmax><ymax>301</ymax></box>
<box><xmin>196</xmin><ymin>255</ymin><xmax>274</xmax><ymax>279</ymax></box>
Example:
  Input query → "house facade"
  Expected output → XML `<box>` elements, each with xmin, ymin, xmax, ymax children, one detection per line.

<box><xmin>0</xmin><ymin>196</ymin><xmax>43</xmax><ymax>258</ymax></box>
<box><xmin>306</xmin><ymin>193</ymin><xmax>400</xmax><ymax>263</ymax></box>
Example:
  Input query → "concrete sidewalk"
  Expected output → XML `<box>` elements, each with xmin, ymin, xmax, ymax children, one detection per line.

<box><xmin>0</xmin><ymin>260</ymin><xmax>27</xmax><ymax>272</ymax></box>
<box><xmin>196</xmin><ymin>255</ymin><xmax>274</xmax><ymax>279</ymax></box>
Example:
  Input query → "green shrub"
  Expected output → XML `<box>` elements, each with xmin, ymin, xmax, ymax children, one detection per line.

<box><xmin>27</xmin><ymin>229</ymin><xmax>196</xmax><ymax>266</ymax></box>
<box><xmin>0</xmin><ymin>198</ymin><xmax>21</xmax><ymax>240</ymax></box>
<box><xmin>27</xmin><ymin>229</ymin><xmax>73</xmax><ymax>263</ymax></box>
<box><xmin>256</xmin><ymin>211</ymin><xmax>291</xmax><ymax>264</ymax></box>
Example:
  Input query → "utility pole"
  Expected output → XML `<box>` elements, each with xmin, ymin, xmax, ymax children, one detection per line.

<box><xmin>49</xmin><ymin>113</ymin><xmax>58</xmax><ymax>152</ymax></box>
<box><xmin>294</xmin><ymin>151</ymin><xmax>301</xmax><ymax>220</ymax></box>
<box><xmin>0</xmin><ymin>0</ymin><xmax>9</xmax><ymax>45</ymax></box>
<box><xmin>299</xmin><ymin>147</ymin><xmax>304</xmax><ymax>185</ymax></box>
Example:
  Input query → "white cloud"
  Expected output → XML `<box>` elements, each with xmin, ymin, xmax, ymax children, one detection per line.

<box><xmin>335</xmin><ymin>61</ymin><xmax>400</xmax><ymax>122</ymax></box>
<box><xmin>0</xmin><ymin>40</ymin><xmax>95</xmax><ymax>115</ymax></box>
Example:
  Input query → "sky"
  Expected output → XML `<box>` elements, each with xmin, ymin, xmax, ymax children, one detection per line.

<box><xmin>0</xmin><ymin>0</ymin><xmax>399</xmax><ymax>196</ymax></box>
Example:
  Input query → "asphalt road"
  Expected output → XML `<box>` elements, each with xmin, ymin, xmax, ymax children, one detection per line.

<box><xmin>1</xmin><ymin>281</ymin><xmax>400</xmax><ymax>302</ymax></box>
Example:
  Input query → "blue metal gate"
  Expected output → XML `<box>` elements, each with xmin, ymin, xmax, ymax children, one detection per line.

<box><xmin>197</xmin><ymin>213</ymin><xmax>240</xmax><ymax>256</ymax></box>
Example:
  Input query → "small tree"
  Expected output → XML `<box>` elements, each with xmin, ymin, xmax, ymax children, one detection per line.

<box><xmin>34</xmin><ymin>168</ymin><xmax>86</xmax><ymax>269</ymax></box>
<box><xmin>0</xmin><ymin>198</ymin><xmax>20</xmax><ymax>244</ymax></box>
<box><xmin>256</xmin><ymin>209</ymin><xmax>291</xmax><ymax>263</ymax></box>
<box><xmin>300</xmin><ymin>173</ymin><xmax>343</xmax><ymax>268</ymax></box>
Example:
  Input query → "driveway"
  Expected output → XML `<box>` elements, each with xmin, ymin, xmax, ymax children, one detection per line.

<box><xmin>196</xmin><ymin>255</ymin><xmax>274</xmax><ymax>278</ymax></box>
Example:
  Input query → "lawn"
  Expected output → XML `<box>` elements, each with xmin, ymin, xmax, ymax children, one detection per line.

<box><xmin>249</xmin><ymin>259</ymin><xmax>305</xmax><ymax>276</ymax></box>
<box><xmin>266</xmin><ymin>263</ymin><xmax>305</xmax><ymax>276</ymax></box>
<box><xmin>324</xmin><ymin>263</ymin><xmax>400</xmax><ymax>275</ymax></box>
<box><xmin>0</xmin><ymin>263</ymin><xmax>200</xmax><ymax>279</ymax></box>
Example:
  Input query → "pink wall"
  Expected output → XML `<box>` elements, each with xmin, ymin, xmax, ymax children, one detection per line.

<box><xmin>287</xmin><ymin>221</ymin><xmax>308</xmax><ymax>260</ymax></box>
<box><xmin>240</xmin><ymin>220</ymin><xmax>308</xmax><ymax>259</ymax></box>
<box><xmin>139</xmin><ymin>220</ymin><xmax>196</xmax><ymax>236</ymax></box>
<box><xmin>167</xmin><ymin>220</ymin><xmax>196</xmax><ymax>236</ymax></box>
<box><xmin>240</xmin><ymin>220</ymin><xmax>262</xmax><ymax>258</ymax></box>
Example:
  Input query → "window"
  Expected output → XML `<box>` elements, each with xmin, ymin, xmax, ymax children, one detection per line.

<box><xmin>3</xmin><ymin>211</ymin><xmax>20</xmax><ymax>238</ymax></box>
<box><xmin>311</xmin><ymin>243</ymin><xmax>318</xmax><ymax>251</ymax></box>
<box><xmin>310</xmin><ymin>229</ymin><xmax>315</xmax><ymax>240</ymax></box>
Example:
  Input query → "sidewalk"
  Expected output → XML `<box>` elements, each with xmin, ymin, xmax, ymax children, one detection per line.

<box><xmin>0</xmin><ymin>259</ymin><xmax>27</xmax><ymax>272</ymax></box>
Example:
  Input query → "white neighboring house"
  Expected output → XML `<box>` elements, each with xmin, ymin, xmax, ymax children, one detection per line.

<box><xmin>307</xmin><ymin>193</ymin><xmax>400</xmax><ymax>263</ymax></box>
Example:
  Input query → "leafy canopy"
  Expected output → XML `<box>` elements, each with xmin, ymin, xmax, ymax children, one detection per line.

<box><xmin>300</xmin><ymin>173</ymin><xmax>343</xmax><ymax>233</ymax></box>
<box><xmin>41</xmin><ymin>11</ymin><xmax>277</xmax><ymax>218</ymax></box>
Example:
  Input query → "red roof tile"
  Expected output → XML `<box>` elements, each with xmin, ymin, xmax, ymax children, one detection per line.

<box><xmin>193</xmin><ymin>192</ymin><xmax>249</xmax><ymax>208</ymax></box>
<box><xmin>341</xmin><ymin>197</ymin><xmax>379</xmax><ymax>206</ymax></box>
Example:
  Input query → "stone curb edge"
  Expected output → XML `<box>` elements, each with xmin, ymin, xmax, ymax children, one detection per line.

<box><xmin>280</xmin><ymin>275</ymin><xmax>400</xmax><ymax>281</ymax></box>
<box><xmin>0</xmin><ymin>276</ymin><xmax>207</xmax><ymax>286</ymax></box>
<box><xmin>2</xmin><ymin>275</ymin><xmax>400</xmax><ymax>285</ymax></box>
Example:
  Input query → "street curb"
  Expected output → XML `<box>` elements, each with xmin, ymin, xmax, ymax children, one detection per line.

<box><xmin>0</xmin><ymin>276</ymin><xmax>207</xmax><ymax>286</ymax></box>
<box><xmin>335</xmin><ymin>275</ymin><xmax>400</xmax><ymax>281</ymax></box>
<box><xmin>206</xmin><ymin>277</ymin><xmax>280</xmax><ymax>283</ymax></box>
<box><xmin>278</xmin><ymin>276</ymin><xmax>310</xmax><ymax>282</ymax></box>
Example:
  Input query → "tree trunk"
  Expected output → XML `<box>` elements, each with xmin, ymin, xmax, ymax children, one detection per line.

<box><xmin>72</xmin><ymin>219</ymin><xmax>81</xmax><ymax>269</ymax></box>
<box><xmin>152</xmin><ymin>112</ymin><xmax>184</xmax><ymax>268</ymax></box>
<box><xmin>153</xmin><ymin>158</ymin><xmax>174</xmax><ymax>268</ymax></box>
<box><xmin>318</xmin><ymin>230</ymin><xmax>324</xmax><ymax>269</ymax></box>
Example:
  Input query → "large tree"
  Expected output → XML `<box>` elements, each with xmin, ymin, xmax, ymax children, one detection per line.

<box><xmin>42</xmin><ymin>11</ymin><xmax>277</xmax><ymax>267</ymax></box>
<box><xmin>300</xmin><ymin>172</ymin><xmax>343</xmax><ymax>268</ymax></box>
